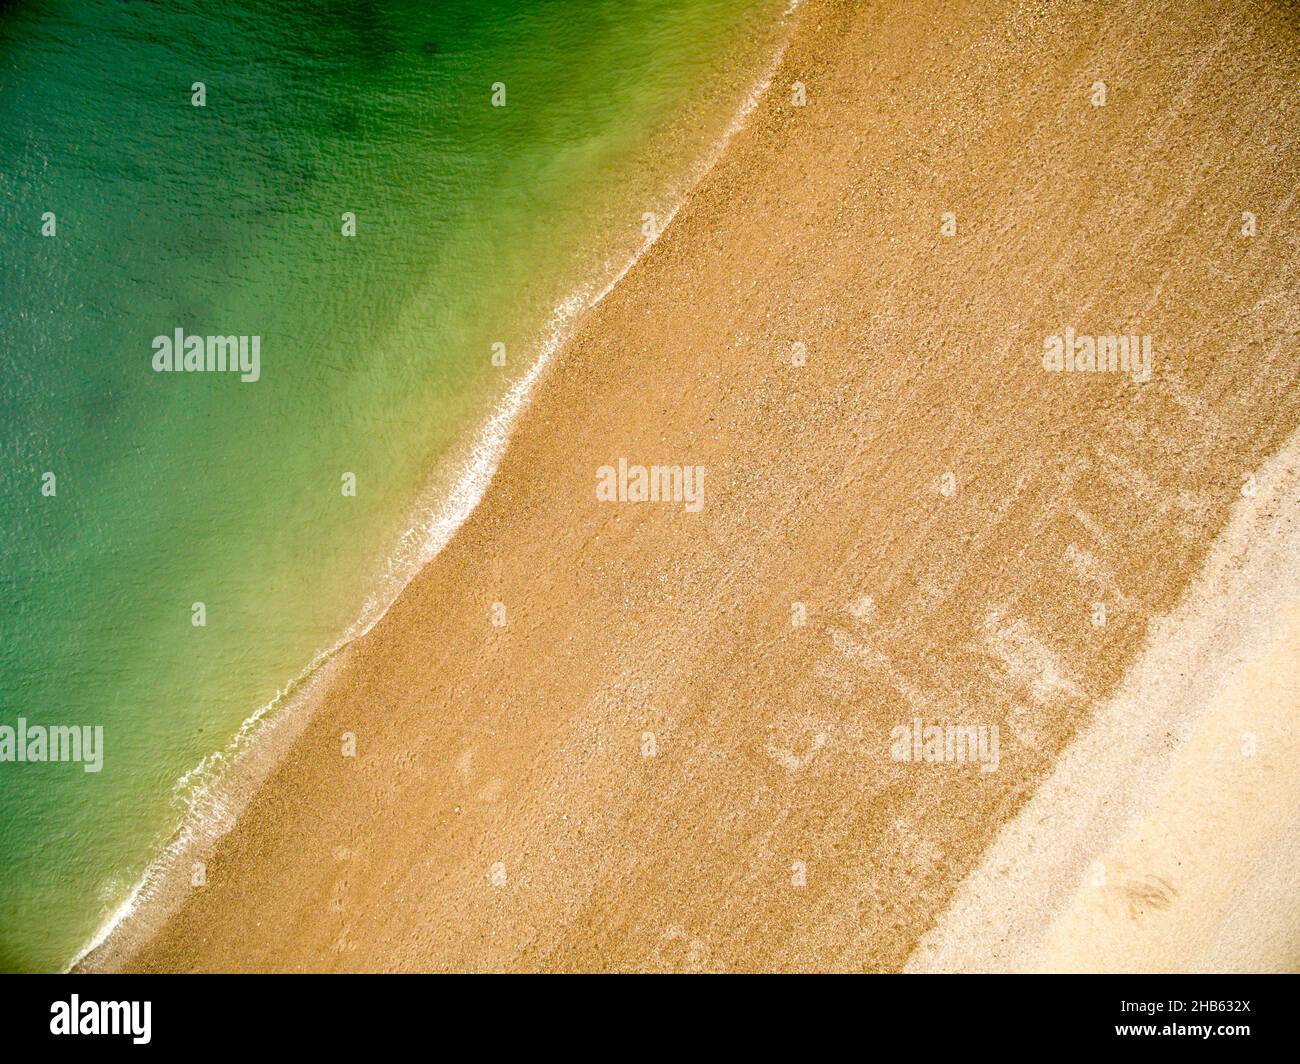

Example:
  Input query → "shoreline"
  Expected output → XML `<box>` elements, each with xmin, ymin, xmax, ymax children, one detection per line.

<box><xmin>71</xmin><ymin>1</ymin><xmax>806</xmax><ymax>974</ymax></box>
<box><xmin>95</xmin><ymin>0</ymin><xmax>1300</xmax><ymax>973</ymax></box>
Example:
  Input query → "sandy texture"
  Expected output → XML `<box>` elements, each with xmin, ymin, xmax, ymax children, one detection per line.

<box><xmin>89</xmin><ymin>0</ymin><xmax>1299</xmax><ymax>972</ymax></box>
<box><xmin>907</xmin><ymin>436</ymin><xmax>1300</xmax><ymax>972</ymax></box>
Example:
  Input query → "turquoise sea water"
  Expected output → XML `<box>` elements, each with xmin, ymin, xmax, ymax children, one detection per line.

<box><xmin>0</xmin><ymin>0</ymin><xmax>783</xmax><ymax>971</ymax></box>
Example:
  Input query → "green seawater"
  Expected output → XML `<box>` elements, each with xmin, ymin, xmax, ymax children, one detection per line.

<box><xmin>0</xmin><ymin>0</ymin><xmax>784</xmax><ymax>972</ymax></box>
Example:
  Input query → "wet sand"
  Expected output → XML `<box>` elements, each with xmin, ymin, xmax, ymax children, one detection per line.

<box><xmin>908</xmin><ymin>436</ymin><xmax>1300</xmax><ymax>972</ymax></box>
<box><xmin>86</xmin><ymin>0</ymin><xmax>1300</xmax><ymax>972</ymax></box>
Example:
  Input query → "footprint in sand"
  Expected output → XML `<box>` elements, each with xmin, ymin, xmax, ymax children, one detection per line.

<box><xmin>1120</xmin><ymin>874</ymin><xmax>1179</xmax><ymax>920</ymax></box>
<box><xmin>653</xmin><ymin>925</ymin><xmax>710</xmax><ymax>973</ymax></box>
<box><xmin>765</xmin><ymin>720</ymin><xmax>829</xmax><ymax>773</ymax></box>
<box><xmin>329</xmin><ymin>846</ymin><xmax>358</xmax><ymax>914</ymax></box>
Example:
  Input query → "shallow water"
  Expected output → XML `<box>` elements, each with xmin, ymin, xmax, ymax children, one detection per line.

<box><xmin>0</xmin><ymin>0</ymin><xmax>783</xmax><ymax>972</ymax></box>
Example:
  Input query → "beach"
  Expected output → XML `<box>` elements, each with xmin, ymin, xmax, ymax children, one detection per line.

<box><xmin>0</xmin><ymin>0</ymin><xmax>787</xmax><ymax>972</ymax></box>
<box><xmin>84</xmin><ymin>0</ymin><xmax>1300</xmax><ymax>972</ymax></box>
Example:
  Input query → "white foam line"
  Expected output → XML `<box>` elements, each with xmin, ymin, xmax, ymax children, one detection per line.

<box><xmin>65</xmin><ymin>2</ymin><xmax>804</xmax><ymax>973</ymax></box>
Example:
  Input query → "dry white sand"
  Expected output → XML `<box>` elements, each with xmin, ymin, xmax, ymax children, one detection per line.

<box><xmin>907</xmin><ymin>434</ymin><xmax>1300</xmax><ymax>973</ymax></box>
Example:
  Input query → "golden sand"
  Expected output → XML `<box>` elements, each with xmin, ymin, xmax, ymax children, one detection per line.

<box><xmin>85</xmin><ymin>0</ymin><xmax>1299</xmax><ymax>972</ymax></box>
<box><xmin>908</xmin><ymin>436</ymin><xmax>1300</xmax><ymax>972</ymax></box>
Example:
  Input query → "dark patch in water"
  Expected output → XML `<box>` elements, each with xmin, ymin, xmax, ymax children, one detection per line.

<box><xmin>331</xmin><ymin>0</ymin><xmax>400</xmax><ymax>68</ymax></box>
<box><xmin>333</xmin><ymin>106</ymin><xmax>361</xmax><ymax>136</ymax></box>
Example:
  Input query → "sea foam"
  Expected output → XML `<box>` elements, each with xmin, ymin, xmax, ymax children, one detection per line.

<box><xmin>67</xmin><ymin>0</ymin><xmax>804</xmax><ymax>973</ymax></box>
